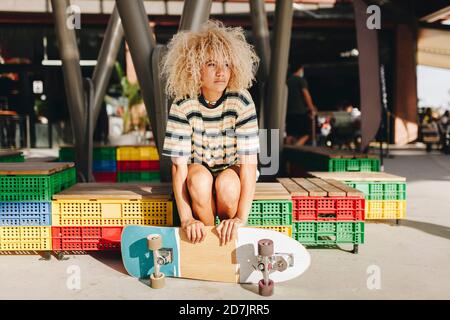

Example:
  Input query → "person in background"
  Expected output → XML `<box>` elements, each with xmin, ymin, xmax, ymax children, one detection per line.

<box><xmin>285</xmin><ymin>64</ymin><xmax>317</xmax><ymax>146</ymax></box>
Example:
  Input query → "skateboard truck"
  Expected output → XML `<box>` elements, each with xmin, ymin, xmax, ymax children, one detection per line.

<box><xmin>147</xmin><ymin>234</ymin><xmax>172</xmax><ymax>289</ymax></box>
<box><xmin>257</xmin><ymin>239</ymin><xmax>294</xmax><ymax>296</ymax></box>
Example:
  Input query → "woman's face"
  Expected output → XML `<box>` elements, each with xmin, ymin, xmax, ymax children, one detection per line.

<box><xmin>200</xmin><ymin>58</ymin><xmax>231</xmax><ymax>95</ymax></box>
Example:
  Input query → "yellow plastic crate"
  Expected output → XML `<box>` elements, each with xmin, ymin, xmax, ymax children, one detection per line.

<box><xmin>52</xmin><ymin>200</ymin><xmax>173</xmax><ymax>227</ymax></box>
<box><xmin>366</xmin><ymin>200</ymin><xmax>406</xmax><ymax>219</ymax></box>
<box><xmin>253</xmin><ymin>225</ymin><xmax>292</xmax><ymax>237</ymax></box>
<box><xmin>116</xmin><ymin>146</ymin><xmax>159</xmax><ymax>161</ymax></box>
<box><xmin>0</xmin><ymin>226</ymin><xmax>52</xmax><ymax>251</ymax></box>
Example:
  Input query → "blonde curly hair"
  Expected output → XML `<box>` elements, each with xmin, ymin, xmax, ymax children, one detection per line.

<box><xmin>161</xmin><ymin>20</ymin><xmax>260</xmax><ymax>100</ymax></box>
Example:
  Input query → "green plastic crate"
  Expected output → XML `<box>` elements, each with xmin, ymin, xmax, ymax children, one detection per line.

<box><xmin>0</xmin><ymin>167</ymin><xmax>76</xmax><ymax>202</ymax></box>
<box><xmin>58</xmin><ymin>148</ymin><xmax>75</xmax><ymax>162</ymax></box>
<box><xmin>251</xmin><ymin>200</ymin><xmax>292</xmax><ymax>214</ymax></box>
<box><xmin>215</xmin><ymin>213</ymin><xmax>292</xmax><ymax>226</ymax></box>
<box><xmin>345</xmin><ymin>181</ymin><xmax>406</xmax><ymax>200</ymax></box>
<box><xmin>292</xmin><ymin>221</ymin><xmax>364</xmax><ymax>245</ymax></box>
<box><xmin>59</xmin><ymin>147</ymin><xmax>116</xmax><ymax>162</ymax></box>
<box><xmin>117</xmin><ymin>171</ymin><xmax>161</xmax><ymax>182</ymax></box>
<box><xmin>0</xmin><ymin>154</ymin><xmax>25</xmax><ymax>162</ymax></box>
<box><xmin>328</xmin><ymin>158</ymin><xmax>380</xmax><ymax>172</ymax></box>
<box><xmin>93</xmin><ymin>147</ymin><xmax>116</xmax><ymax>161</ymax></box>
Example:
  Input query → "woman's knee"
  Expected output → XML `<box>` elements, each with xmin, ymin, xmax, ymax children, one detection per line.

<box><xmin>215</xmin><ymin>172</ymin><xmax>240</xmax><ymax>211</ymax></box>
<box><xmin>187</xmin><ymin>166</ymin><xmax>213</xmax><ymax>201</ymax></box>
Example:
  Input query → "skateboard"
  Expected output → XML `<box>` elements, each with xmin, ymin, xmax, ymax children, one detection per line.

<box><xmin>121</xmin><ymin>225</ymin><xmax>311</xmax><ymax>296</ymax></box>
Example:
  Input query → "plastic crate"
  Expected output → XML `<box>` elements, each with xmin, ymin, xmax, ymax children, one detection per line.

<box><xmin>0</xmin><ymin>226</ymin><xmax>52</xmax><ymax>251</ymax></box>
<box><xmin>93</xmin><ymin>160</ymin><xmax>117</xmax><ymax>172</ymax></box>
<box><xmin>292</xmin><ymin>221</ymin><xmax>364</xmax><ymax>245</ymax></box>
<box><xmin>58</xmin><ymin>147</ymin><xmax>75</xmax><ymax>162</ymax></box>
<box><xmin>52</xmin><ymin>199</ymin><xmax>173</xmax><ymax>226</ymax></box>
<box><xmin>328</xmin><ymin>159</ymin><xmax>347</xmax><ymax>172</ymax></box>
<box><xmin>0</xmin><ymin>202</ymin><xmax>51</xmax><ymax>226</ymax></box>
<box><xmin>253</xmin><ymin>225</ymin><xmax>292</xmax><ymax>237</ymax></box>
<box><xmin>251</xmin><ymin>200</ymin><xmax>292</xmax><ymax>214</ymax></box>
<box><xmin>345</xmin><ymin>181</ymin><xmax>406</xmax><ymax>201</ymax></box>
<box><xmin>116</xmin><ymin>146</ymin><xmax>159</xmax><ymax>161</ymax></box>
<box><xmin>117</xmin><ymin>160</ymin><xmax>160</xmax><ymax>172</ymax></box>
<box><xmin>117</xmin><ymin>171</ymin><xmax>161</xmax><ymax>182</ymax></box>
<box><xmin>292</xmin><ymin>196</ymin><xmax>365</xmax><ymax>221</ymax></box>
<box><xmin>0</xmin><ymin>154</ymin><xmax>25</xmax><ymax>163</ymax></box>
<box><xmin>59</xmin><ymin>147</ymin><xmax>116</xmax><ymax>162</ymax></box>
<box><xmin>51</xmin><ymin>226</ymin><xmax>122</xmax><ymax>251</ymax></box>
<box><xmin>93</xmin><ymin>172</ymin><xmax>117</xmax><ymax>183</ymax></box>
<box><xmin>93</xmin><ymin>147</ymin><xmax>116</xmax><ymax>161</ymax></box>
<box><xmin>0</xmin><ymin>167</ymin><xmax>76</xmax><ymax>202</ymax></box>
<box><xmin>329</xmin><ymin>158</ymin><xmax>380</xmax><ymax>172</ymax></box>
<box><xmin>366</xmin><ymin>200</ymin><xmax>406</xmax><ymax>219</ymax></box>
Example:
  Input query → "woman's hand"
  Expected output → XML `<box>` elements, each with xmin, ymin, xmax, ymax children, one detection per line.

<box><xmin>216</xmin><ymin>217</ymin><xmax>244</xmax><ymax>246</ymax></box>
<box><xmin>181</xmin><ymin>218</ymin><xmax>206</xmax><ymax>244</ymax></box>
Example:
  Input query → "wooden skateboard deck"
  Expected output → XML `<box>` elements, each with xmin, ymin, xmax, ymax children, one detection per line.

<box><xmin>121</xmin><ymin>225</ymin><xmax>310</xmax><ymax>284</ymax></box>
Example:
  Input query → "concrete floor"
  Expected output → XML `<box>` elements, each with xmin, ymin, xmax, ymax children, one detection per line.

<box><xmin>0</xmin><ymin>148</ymin><xmax>449</xmax><ymax>300</ymax></box>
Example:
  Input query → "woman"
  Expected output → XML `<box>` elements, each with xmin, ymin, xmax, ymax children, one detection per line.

<box><xmin>161</xmin><ymin>20</ymin><xmax>260</xmax><ymax>245</ymax></box>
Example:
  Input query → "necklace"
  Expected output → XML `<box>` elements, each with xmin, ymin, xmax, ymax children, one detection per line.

<box><xmin>204</xmin><ymin>98</ymin><xmax>217</xmax><ymax>106</ymax></box>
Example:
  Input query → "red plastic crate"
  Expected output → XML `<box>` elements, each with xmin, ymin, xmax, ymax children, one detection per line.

<box><xmin>51</xmin><ymin>226</ymin><xmax>122</xmax><ymax>251</ymax></box>
<box><xmin>93</xmin><ymin>172</ymin><xmax>117</xmax><ymax>182</ymax></box>
<box><xmin>293</xmin><ymin>196</ymin><xmax>365</xmax><ymax>221</ymax></box>
<box><xmin>117</xmin><ymin>160</ymin><xmax>160</xmax><ymax>172</ymax></box>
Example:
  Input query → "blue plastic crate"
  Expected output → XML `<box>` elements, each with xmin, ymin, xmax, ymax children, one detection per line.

<box><xmin>93</xmin><ymin>160</ymin><xmax>117</xmax><ymax>172</ymax></box>
<box><xmin>0</xmin><ymin>202</ymin><xmax>51</xmax><ymax>226</ymax></box>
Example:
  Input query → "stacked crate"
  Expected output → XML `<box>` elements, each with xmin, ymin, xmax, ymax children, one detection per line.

<box><xmin>0</xmin><ymin>150</ymin><xmax>25</xmax><ymax>163</ymax></box>
<box><xmin>59</xmin><ymin>146</ymin><xmax>118</xmax><ymax>182</ymax></box>
<box><xmin>116</xmin><ymin>146</ymin><xmax>160</xmax><ymax>183</ymax></box>
<box><xmin>308</xmin><ymin>172</ymin><xmax>406</xmax><ymax>222</ymax></box>
<box><xmin>284</xmin><ymin>145</ymin><xmax>380</xmax><ymax>176</ymax></box>
<box><xmin>214</xmin><ymin>183</ymin><xmax>293</xmax><ymax>236</ymax></box>
<box><xmin>0</xmin><ymin>163</ymin><xmax>76</xmax><ymax>252</ymax></box>
<box><xmin>278</xmin><ymin>177</ymin><xmax>365</xmax><ymax>254</ymax></box>
<box><xmin>51</xmin><ymin>182</ymin><xmax>173</xmax><ymax>252</ymax></box>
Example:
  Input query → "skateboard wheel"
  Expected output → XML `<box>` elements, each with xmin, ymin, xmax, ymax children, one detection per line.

<box><xmin>258</xmin><ymin>239</ymin><xmax>274</xmax><ymax>257</ymax></box>
<box><xmin>147</xmin><ymin>234</ymin><xmax>162</xmax><ymax>251</ymax></box>
<box><xmin>150</xmin><ymin>272</ymin><xmax>165</xmax><ymax>289</ymax></box>
<box><xmin>258</xmin><ymin>279</ymin><xmax>274</xmax><ymax>296</ymax></box>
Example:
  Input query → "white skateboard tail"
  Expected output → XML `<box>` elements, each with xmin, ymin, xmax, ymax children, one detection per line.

<box><xmin>237</xmin><ymin>228</ymin><xmax>311</xmax><ymax>284</ymax></box>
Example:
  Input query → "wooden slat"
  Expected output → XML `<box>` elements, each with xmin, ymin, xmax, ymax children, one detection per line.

<box><xmin>308</xmin><ymin>178</ymin><xmax>346</xmax><ymax>197</ymax></box>
<box><xmin>276</xmin><ymin>178</ymin><xmax>308</xmax><ymax>196</ymax></box>
<box><xmin>0</xmin><ymin>162</ymin><xmax>74</xmax><ymax>175</ymax></box>
<box><xmin>308</xmin><ymin>171</ymin><xmax>406</xmax><ymax>182</ymax></box>
<box><xmin>292</xmin><ymin>178</ymin><xmax>327</xmax><ymax>197</ymax></box>
<box><xmin>254</xmin><ymin>183</ymin><xmax>291</xmax><ymax>200</ymax></box>
<box><xmin>179</xmin><ymin>226</ymin><xmax>239</xmax><ymax>283</ymax></box>
<box><xmin>53</xmin><ymin>183</ymin><xmax>173</xmax><ymax>200</ymax></box>
<box><xmin>324</xmin><ymin>179</ymin><xmax>365</xmax><ymax>197</ymax></box>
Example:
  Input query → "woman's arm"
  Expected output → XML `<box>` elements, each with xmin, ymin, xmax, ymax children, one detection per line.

<box><xmin>235</xmin><ymin>154</ymin><xmax>257</xmax><ymax>223</ymax></box>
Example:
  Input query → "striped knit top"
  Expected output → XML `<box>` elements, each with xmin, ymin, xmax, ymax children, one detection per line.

<box><xmin>162</xmin><ymin>89</ymin><xmax>260</xmax><ymax>172</ymax></box>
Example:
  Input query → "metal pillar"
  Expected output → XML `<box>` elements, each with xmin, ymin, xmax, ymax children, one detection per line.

<box><xmin>92</xmin><ymin>7</ymin><xmax>124</xmax><ymax>125</ymax></box>
<box><xmin>51</xmin><ymin>0</ymin><xmax>92</xmax><ymax>181</ymax></box>
<box><xmin>265</xmin><ymin>0</ymin><xmax>293</xmax><ymax>150</ymax></box>
<box><xmin>353</xmin><ymin>0</ymin><xmax>382</xmax><ymax>152</ymax></box>
<box><xmin>179</xmin><ymin>0</ymin><xmax>212</xmax><ymax>32</ymax></box>
<box><xmin>249</xmin><ymin>0</ymin><xmax>271</xmax><ymax>127</ymax></box>
<box><xmin>52</xmin><ymin>1</ymin><xmax>124</xmax><ymax>181</ymax></box>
